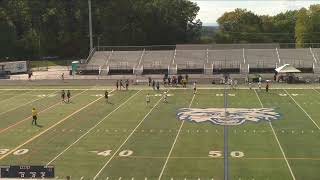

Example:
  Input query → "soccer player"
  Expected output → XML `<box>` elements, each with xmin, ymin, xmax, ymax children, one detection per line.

<box><xmin>193</xmin><ymin>82</ymin><xmax>197</xmax><ymax>94</ymax></box>
<box><xmin>146</xmin><ymin>93</ymin><xmax>150</xmax><ymax>107</ymax></box>
<box><xmin>266</xmin><ymin>82</ymin><xmax>269</xmax><ymax>92</ymax></box>
<box><xmin>156</xmin><ymin>82</ymin><xmax>160</xmax><ymax>90</ymax></box>
<box><xmin>61</xmin><ymin>73</ymin><xmax>64</xmax><ymax>81</ymax></box>
<box><xmin>119</xmin><ymin>80</ymin><xmax>122</xmax><ymax>90</ymax></box>
<box><xmin>105</xmin><ymin>90</ymin><xmax>109</xmax><ymax>103</ymax></box>
<box><xmin>67</xmin><ymin>90</ymin><xmax>71</xmax><ymax>103</ymax></box>
<box><xmin>148</xmin><ymin>77</ymin><xmax>152</xmax><ymax>86</ymax></box>
<box><xmin>152</xmin><ymin>80</ymin><xmax>156</xmax><ymax>90</ymax></box>
<box><xmin>234</xmin><ymin>80</ymin><xmax>238</xmax><ymax>89</ymax></box>
<box><xmin>229</xmin><ymin>78</ymin><xmax>233</xmax><ymax>89</ymax></box>
<box><xmin>61</xmin><ymin>90</ymin><xmax>65</xmax><ymax>102</ymax></box>
<box><xmin>163</xmin><ymin>91</ymin><xmax>168</xmax><ymax>103</ymax></box>
<box><xmin>32</xmin><ymin>108</ymin><xmax>38</xmax><ymax>126</ymax></box>
<box><xmin>125</xmin><ymin>80</ymin><xmax>129</xmax><ymax>90</ymax></box>
<box><xmin>116</xmin><ymin>80</ymin><xmax>119</xmax><ymax>90</ymax></box>
<box><xmin>258</xmin><ymin>82</ymin><xmax>262</xmax><ymax>91</ymax></box>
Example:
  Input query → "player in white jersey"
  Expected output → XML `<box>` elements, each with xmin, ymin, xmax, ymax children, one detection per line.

<box><xmin>193</xmin><ymin>82</ymin><xmax>197</xmax><ymax>94</ymax></box>
<box><xmin>163</xmin><ymin>91</ymin><xmax>168</xmax><ymax>103</ymax></box>
<box><xmin>258</xmin><ymin>82</ymin><xmax>262</xmax><ymax>91</ymax></box>
<box><xmin>146</xmin><ymin>93</ymin><xmax>150</xmax><ymax>107</ymax></box>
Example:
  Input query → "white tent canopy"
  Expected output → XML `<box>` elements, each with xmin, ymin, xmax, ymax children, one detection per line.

<box><xmin>275</xmin><ymin>64</ymin><xmax>301</xmax><ymax>73</ymax></box>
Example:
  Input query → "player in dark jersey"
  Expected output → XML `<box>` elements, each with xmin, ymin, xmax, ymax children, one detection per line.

<box><xmin>116</xmin><ymin>80</ymin><xmax>119</xmax><ymax>90</ymax></box>
<box><xmin>120</xmin><ymin>80</ymin><xmax>124</xmax><ymax>90</ymax></box>
<box><xmin>67</xmin><ymin>90</ymin><xmax>71</xmax><ymax>103</ymax></box>
<box><xmin>266</xmin><ymin>82</ymin><xmax>269</xmax><ymax>92</ymax></box>
<box><xmin>61</xmin><ymin>90</ymin><xmax>65</xmax><ymax>102</ymax></box>
<box><xmin>125</xmin><ymin>80</ymin><xmax>129</xmax><ymax>90</ymax></box>
<box><xmin>105</xmin><ymin>90</ymin><xmax>109</xmax><ymax>103</ymax></box>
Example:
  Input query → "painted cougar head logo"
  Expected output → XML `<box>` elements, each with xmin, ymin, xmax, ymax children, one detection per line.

<box><xmin>177</xmin><ymin>108</ymin><xmax>280</xmax><ymax>126</ymax></box>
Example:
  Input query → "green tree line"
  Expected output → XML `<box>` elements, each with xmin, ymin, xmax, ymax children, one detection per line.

<box><xmin>0</xmin><ymin>0</ymin><xmax>201</xmax><ymax>59</ymax></box>
<box><xmin>214</xmin><ymin>5</ymin><xmax>320</xmax><ymax>47</ymax></box>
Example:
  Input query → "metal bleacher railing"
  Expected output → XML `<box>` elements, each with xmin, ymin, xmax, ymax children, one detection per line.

<box><xmin>84</xmin><ymin>44</ymin><xmax>320</xmax><ymax>75</ymax></box>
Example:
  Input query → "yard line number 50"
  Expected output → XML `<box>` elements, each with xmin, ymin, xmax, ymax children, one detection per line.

<box><xmin>209</xmin><ymin>150</ymin><xmax>244</xmax><ymax>158</ymax></box>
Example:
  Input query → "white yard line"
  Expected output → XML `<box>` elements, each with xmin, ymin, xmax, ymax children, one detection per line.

<box><xmin>0</xmin><ymin>90</ymin><xmax>59</xmax><ymax>116</ymax></box>
<box><xmin>313</xmin><ymin>88</ymin><xmax>320</xmax><ymax>95</ymax></box>
<box><xmin>158</xmin><ymin>93</ymin><xmax>196</xmax><ymax>180</ymax></box>
<box><xmin>284</xmin><ymin>89</ymin><xmax>320</xmax><ymax>130</ymax></box>
<box><xmin>0</xmin><ymin>89</ymin><xmax>89</xmax><ymax>134</ymax></box>
<box><xmin>46</xmin><ymin>90</ymin><xmax>139</xmax><ymax>165</ymax></box>
<box><xmin>0</xmin><ymin>90</ymin><xmax>33</xmax><ymax>103</ymax></box>
<box><xmin>254</xmin><ymin>90</ymin><xmax>296</xmax><ymax>180</ymax></box>
<box><xmin>93</xmin><ymin>93</ymin><xmax>165</xmax><ymax>180</ymax></box>
<box><xmin>0</xmin><ymin>92</ymin><xmax>104</xmax><ymax>161</ymax></box>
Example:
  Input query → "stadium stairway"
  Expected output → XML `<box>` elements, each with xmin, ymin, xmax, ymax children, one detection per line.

<box><xmin>204</xmin><ymin>63</ymin><xmax>213</xmax><ymax>75</ymax></box>
<box><xmin>314</xmin><ymin>63</ymin><xmax>320</xmax><ymax>74</ymax></box>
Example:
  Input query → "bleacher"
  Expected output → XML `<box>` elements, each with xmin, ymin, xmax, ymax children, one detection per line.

<box><xmin>313</xmin><ymin>48</ymin><xmax>320</xmax><ymax>62</ymax></box>
<box><xmin>278</xmin><ymin>49</ymin><xmax>315</xmax><ymax>72</ymax></box>
<box><xmin>246</xmin><ymin>49</ymin><xmax>278</xmax><ymax>73</ymax></box>
<box><xmin>209</xmin><ymin>49</ymin><xmax>242</xmax><ymax>73</ymax></box>
<box><xmin>108</xmin><ymin>51</ymin><xmax>142</xmax><ymax>75</ymax></box>
<box><xmin>84</xmin><ymin>45</ymin><xmax>319</xmax><ymax>75</ymax></box>
<box><xmin>142</xmin><ymin>50</ymin><xmax>174</xmax><ymax>74</ymax></box>
<box><xmin>175</xmin><ymin>50</ymin><xmax>206</xmax><ymax>74</ymax></box>
<box><xmin>88</xmin><ymin>51</ymin><xmax>111</xmax><ymax>65</ymax></box>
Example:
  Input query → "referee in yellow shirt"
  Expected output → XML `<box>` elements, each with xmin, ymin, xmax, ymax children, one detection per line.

<box><xmin>32</xmin><ymin>108</ymin><xmax>38</xmax><ymax>126</ymax></box>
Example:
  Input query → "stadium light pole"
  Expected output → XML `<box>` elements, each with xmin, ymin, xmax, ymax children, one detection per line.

<box><xmin>88</xmin><ymin>0</ymin><xmax>93</xmax><ymax>51</ymax></box>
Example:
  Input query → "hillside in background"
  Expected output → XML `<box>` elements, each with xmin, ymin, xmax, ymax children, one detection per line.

<box><xmin>214</xmin><ymin>5</ymin><xmax>320</xmax><ymax>47</ymax></box>
<box><xmin>0</xmin><ymin>0</ymin><xmax>201</xmax><ymax>59</ymax></box>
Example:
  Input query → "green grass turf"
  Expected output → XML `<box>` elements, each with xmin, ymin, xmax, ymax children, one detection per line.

<box><xmin>0</xmin><ymin>86</ymin><xmax>319</xmax><ymax>180</ymax></box>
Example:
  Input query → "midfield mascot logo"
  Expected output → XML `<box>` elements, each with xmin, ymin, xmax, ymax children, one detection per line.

<box><xmin>177</xmin><ymin>108</ymin><xmax>281</xmax><ymax>126</ymax></box>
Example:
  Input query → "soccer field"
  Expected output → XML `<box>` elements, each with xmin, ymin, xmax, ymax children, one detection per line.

<box><xmin>0</xmin><ymin>86</ymin><xmax>320</xmax><ymax>180</ymax></box>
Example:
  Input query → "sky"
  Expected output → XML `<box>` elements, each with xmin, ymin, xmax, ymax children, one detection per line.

<box><xmin>190</xmin><ymin>0</ymin><xmax>319</xmax><ymax>26</ymax></box>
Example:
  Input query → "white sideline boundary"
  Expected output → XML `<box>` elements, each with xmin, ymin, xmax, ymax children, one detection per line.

<box><xmin>284</xmin><ymin>89</ymin><xmax>320</xmax><ymax>130</ymax></box>
<box><xmin>0</xmin><ymin>91</ymin><xmax>105</xmax><ymax>160</ymax></box>
<box><xmin>93</xmin><ymin>92</ymin><xmax>165</xmax><ymax>180</ymax></box>
<box><xmin>46</xmin><ymin>90</ymin><xmax>139</xmax><ymax>165</ymax></box>
<box><xmin>0</xmin><ymin>90</ymin><xmax>59</xmax><ymax>116</ymax></box>
<box><xmin>0</xmin><ymin>90</ymin><xmax>8</xmax><ymax>95</ymax></box>
<box><xmin>158</xmin><ymin>93</ymin><xmax>196</xmax><ymax>180</ymax></box>
<box><xmin>254</xmin><ymin>90</ymin><xmax>296</xmax><ymax>180</ymax></box>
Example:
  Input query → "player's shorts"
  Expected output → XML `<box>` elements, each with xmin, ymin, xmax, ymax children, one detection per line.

<box><xmin>33</xmin><ymin>116</ymin><xmax>37</xmax><ymax>120</ymax></box>
<box><xmin>194</xmin><ymin>88</ymin><xmax>196</xmax><ymax>91</ymax></box>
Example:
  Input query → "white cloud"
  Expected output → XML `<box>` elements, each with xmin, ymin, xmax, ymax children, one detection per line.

<box><xmin>190</xmin><ymin>0</ymin><xmax>319</xmax><ymax>26</ymax></box>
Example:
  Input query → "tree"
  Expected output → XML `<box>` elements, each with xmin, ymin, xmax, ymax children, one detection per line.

<box><xmin>0</xmin><ymin>0</ymin><xmax>202</xmax><ymax>59</ymax></box>
<box><xmin>295</xmin><ymin>8</ymin><xmax>312</xmax><ymax>47</ymax></box>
